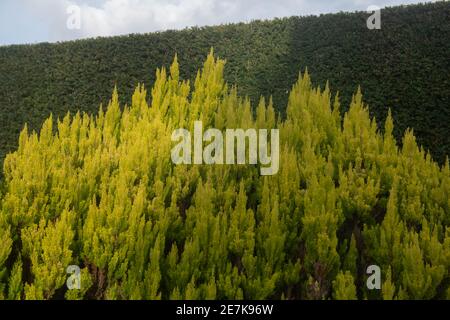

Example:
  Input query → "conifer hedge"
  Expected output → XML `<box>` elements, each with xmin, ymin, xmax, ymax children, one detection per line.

<box><xmin>0</xmin><ymin>2</ymin><xmax>449</xmax><ymax>166</ymax></box>
<box><xmin>0</xmin><ymin>53</ymin><xmax>448</xmax><ymax>300</ymax></box>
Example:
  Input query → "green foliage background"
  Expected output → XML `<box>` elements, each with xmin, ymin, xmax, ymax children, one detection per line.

<box><xmin>0</xmin><ymin>52</ymin><xmax>448</xmax><ymax>300</ymax></box>
<box><xmin>0</xmin><ymin>1</ymin><xmax>449</xmax><ymax>167</ymax></box>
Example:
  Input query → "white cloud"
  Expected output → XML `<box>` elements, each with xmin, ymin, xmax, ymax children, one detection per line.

<box><xmin>17</xmin><ymin>0</ymin><xmax>434</xmax><ymax>43</ymax></box>
<box><xmin>78</xmin><ymin>0</ymin><xmax>218</xmax><ymax>36</ymax></box>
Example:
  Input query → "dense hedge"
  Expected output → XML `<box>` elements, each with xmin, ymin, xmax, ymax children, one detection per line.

<box><xmin>0</xmin><ymin>1</ymin><xmax>449</xmax><ymax>166</ymax></box>
<box><xmin>0</xmin><ymin>53</ymin><xmax>449</xmax><ymax>300</ymax></box>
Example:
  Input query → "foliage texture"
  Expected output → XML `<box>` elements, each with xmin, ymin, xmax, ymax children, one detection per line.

<box><xmin>0</xmin><ymin>2</ymin><xmax>449</xmax><ymax>168</ymax></box>
<box><xmin>0</xmin><ymin>52</ymin><xmax>448</xmax><ymax>300</ymax></box>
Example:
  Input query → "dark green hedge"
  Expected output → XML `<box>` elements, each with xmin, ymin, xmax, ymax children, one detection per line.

<box><xmin>0</xmin><ymin>1</ymin><xmax>449</xmax><ymax>165</ymax></box>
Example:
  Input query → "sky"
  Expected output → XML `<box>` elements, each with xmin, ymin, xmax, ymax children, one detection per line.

<box><xmin>0</xmin><ymin>0</ymin><xmax>436</xmax><ymax>46</ymax></box>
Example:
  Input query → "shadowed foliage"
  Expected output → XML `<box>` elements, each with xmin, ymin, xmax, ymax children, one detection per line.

<box><xmin>0</xmin><ymin>2</ymin><xmax>449</xmax><ymax>168</ymax></box>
